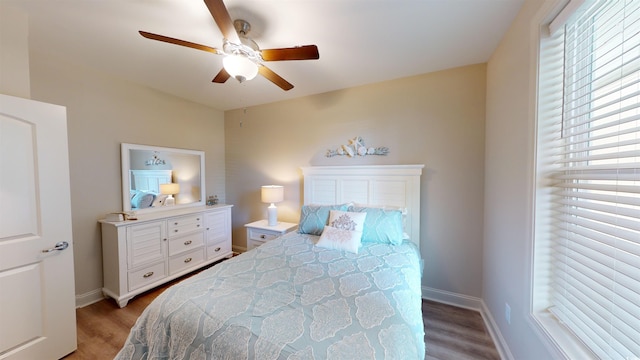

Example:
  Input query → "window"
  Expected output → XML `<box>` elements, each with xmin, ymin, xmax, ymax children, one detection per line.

<box><xmin>534</xmin><ymin>1</ymin><xmax>640</xmax><ymax>359</ymax></box>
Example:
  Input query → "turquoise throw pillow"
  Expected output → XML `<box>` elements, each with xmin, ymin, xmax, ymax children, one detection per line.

<box><xmin>299</xmin><ymin>204</ymin><xmax>349</xmax><ymax>235</ymax></box>
<box><xmin>348</xmin><ymin>206</ymin><xmax>404</xmax><ymax>245</ymax></box>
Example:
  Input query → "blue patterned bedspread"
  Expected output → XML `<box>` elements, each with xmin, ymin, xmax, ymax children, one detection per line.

<box><xmin>116</xmin><ymin>232</ymin><xmax>425</xmax><ymax>359</ymax></box>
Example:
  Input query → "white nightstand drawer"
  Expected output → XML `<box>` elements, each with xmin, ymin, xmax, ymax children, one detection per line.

<box><xmin>128</xmin><ymin>261</ymin><xmax>167</xmax><ymax>292</ymax></box>
<box><xmin>168</xmin><ymin>214</ymin><xmax>203</xmax><ymax>238</ymax></box>
<box><xmin>169</xmin><ymin>248</ymin><xmax>205</xmax><ymax>275</ymax></box>
<box><xmin>168</xmin><ymin>232</ymin><xmax>204</xmax><ymax>256</ymax></box>
<box><xmin>248</xmin><ymin>228</ymin><xmax>280</xmax><ymax>242</ymax></box>
<box><xmin>248</xmin><ymin>238</ymin><xmax>268</xmax><ymax>250</ymax></box>
<box><xmin>245</xmin><ymin>220</ymin><xmax>298</xmax><ymax>252</ymax></box>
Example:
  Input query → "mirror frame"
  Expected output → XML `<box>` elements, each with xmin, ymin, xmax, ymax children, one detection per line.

<box><xmin>121</xmin><ymin>143</ymin><xmax>206</xmax><ymax>213</ymax></box>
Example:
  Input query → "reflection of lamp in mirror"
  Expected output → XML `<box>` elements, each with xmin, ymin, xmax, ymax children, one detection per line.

<box><xmin>160</xmin><ymin>183</ymin><xmax>180</xmax><ymax>206</ymax></box>
<box><xmin>261</xmin><ymin>185</ymin><xmax>283</xmax><ymax>226</ymax></box>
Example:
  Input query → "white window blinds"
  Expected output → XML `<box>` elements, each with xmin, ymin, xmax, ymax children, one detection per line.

<box><xmin>534</xmin><ymin>0</ymin><xmax>640</xmax><ymax>359</ymax></box>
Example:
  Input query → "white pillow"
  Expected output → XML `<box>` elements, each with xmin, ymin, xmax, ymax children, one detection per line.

<box><xmin>327</xmin><ymin>210</ymin><xmax>367</xmax><ymax>232</ymax></box>
<box><xmin>314</xmin><ymin>210</ymin><xmax>368</xmax><ymax>253</ymax></box>
<box><xmin>152</xmin><ymin>194</ymin><xmax>168</xmax><ymax>207</ymax></box>
<box><xmin>316</xmin><ymin>226</ymin><xmax>363</xmax><ymax>254</ymax></box>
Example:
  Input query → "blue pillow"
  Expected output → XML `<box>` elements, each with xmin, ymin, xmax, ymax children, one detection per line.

<box><xmin>348</xmin><ymin>206</ymin><xmax>404</xmax><ymax>245</ymax></box>
<box><xmin>131</xmin><ymin>191</ymin><xmax>156</xmax><ymax>209</ymax></box>
<box><xmin>298</xmin><ymin>204</ymin><xmax>349</xmax><ymax>235</ymax></box>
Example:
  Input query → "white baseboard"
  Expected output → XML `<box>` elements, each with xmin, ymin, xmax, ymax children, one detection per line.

<box><xmin>75</xmin><ymin>288</ymin><xmax>105</xmax><ymax>308</ymax></box>
<box><xmin>480</xmin><ymin>300</ymin><xmax>515</xmax><ymax>360</ymax></box>
<box><xmin>422</xmin><ymin>285</ymin><xmax>484</xmax><ymax>310</ymax></box>
<box><xmin>422</xmin><ymin>286</ymin><xmax>513</xmax><ymax>360</ymax></box>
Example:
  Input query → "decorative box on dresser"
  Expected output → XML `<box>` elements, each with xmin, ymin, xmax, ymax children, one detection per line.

<box><xmin>244</xmin><ymin>220</ymin><xmax>298</xmax><ymax>251</ymax></box>
<box><xmin>100</xmin><ymin>204</ymin><xmax>232</xmax><ymax>307</ymax></box>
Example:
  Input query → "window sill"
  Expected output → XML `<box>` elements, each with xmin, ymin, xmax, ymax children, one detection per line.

<box><xmin>530</xmin><ymin>311</ymin><xmax>597</xmax><ymax>360</ymax></box>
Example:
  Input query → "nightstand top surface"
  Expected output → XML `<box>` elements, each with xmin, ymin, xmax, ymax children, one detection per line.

<box><xmin>244</xmin><ymin>220</ymin><xmax>298</xmax><ymax>232</ymax></box>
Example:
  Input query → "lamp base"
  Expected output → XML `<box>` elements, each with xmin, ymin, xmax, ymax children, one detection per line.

<box><xmin>267</xmin><ymin>203</ymin><xmax>278</xmax><ymax>226</ymax></box>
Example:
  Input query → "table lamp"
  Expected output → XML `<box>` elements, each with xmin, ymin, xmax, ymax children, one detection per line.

<box><xmin>160</xmin><ymin>183</ymin><xmax>180</xmax><ymax>206</ymax></box>
<box><xmin>261</xmin><ymin>185</ymin><xmax>283</xmax><ymax>226</ymax></box>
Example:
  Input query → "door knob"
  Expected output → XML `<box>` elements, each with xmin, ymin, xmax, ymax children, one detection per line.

<box><xmin>42</xmin><ymin>241</ymin><xmax>69</xmax><ymax>253</ymax></box>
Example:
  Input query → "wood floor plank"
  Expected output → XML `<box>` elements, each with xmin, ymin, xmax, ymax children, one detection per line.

<box><xmin>423</xmin><ymin>300</ymin><xmax>500</xmax><ymax>360</ymax></box>
<box><xmin>64</xmin><ymin>277</ymin><xmax>500</xmax><ymax>359</ymax></box>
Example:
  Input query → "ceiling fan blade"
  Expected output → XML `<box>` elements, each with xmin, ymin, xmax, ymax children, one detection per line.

<box><xmin>212</xmin><ymin>68</ymin><xmax>230</xmax><ymax>83</ymax></box>
<box><xmin>261</xmin><ymin>45</ymin><xmax>320</xmax><ymax>61</ymax></box>
<box><xmin>203</xmin><ymin>0</ymin><xmax>240</xmax><ymax>44</ymax></box>
<box><xmin>258</xmin><ymin>66</ymin><xmax>294</xmax><ymax>91</ymax></box>
<box><xmin>139</xmin><ymin>31</ymin><xmax>221</xmax><ymax>54</ymax></box>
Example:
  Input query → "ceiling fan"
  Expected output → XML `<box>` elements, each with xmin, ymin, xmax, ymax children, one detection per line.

<box><xmin>139</xmin><ymin>0</ymin><xmax>319</xmax><ymax>91</ymax></box>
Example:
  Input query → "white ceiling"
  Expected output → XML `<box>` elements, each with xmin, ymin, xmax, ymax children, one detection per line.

<box><xmin>7</xmin><ymin>0</ymin><xmax>524</xmax><ymax>111</ymax></box>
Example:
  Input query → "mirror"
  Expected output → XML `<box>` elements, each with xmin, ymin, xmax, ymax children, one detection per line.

<box><xmin>121</xmin><ymin>143</ymin><xmax>205</xmax><ymax>213</ymax></box>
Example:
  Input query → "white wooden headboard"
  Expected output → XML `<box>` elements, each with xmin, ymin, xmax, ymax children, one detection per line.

<box><xmin>130</xmin><ymin>170</ymin><xmax>172</xmax><ymax>192</ymax></box>
<box><xmin>301</xmin><ymin>165</ymin><xmax>424</xmax><ymax>248</ymax></box>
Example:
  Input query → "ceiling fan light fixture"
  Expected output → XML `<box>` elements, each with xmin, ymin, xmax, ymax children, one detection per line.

<box><xmin>223</xmin><ymin>55</ymin><xmax>258</xmax><ymax>83</ymax></box>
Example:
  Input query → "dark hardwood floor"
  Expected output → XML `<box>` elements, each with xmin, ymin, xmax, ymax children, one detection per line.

<box><xmin>64</xmin><ymin>275</ymin><xmax>500</xmax><ymax>359</ymax></box>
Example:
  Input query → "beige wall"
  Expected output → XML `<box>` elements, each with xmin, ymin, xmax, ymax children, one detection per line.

<box><xmin>484</xmin><ymin>0</ymin><xmax>559</xmax><ymax>358</ymax></box>
<box><xmin>225</xmin><ymin>64</ymin><xmax>487</xmax><ymax>298</ymax></box>
<box><xmin>27</xmin><ymin>50</ymin><xmax>226</xmax><ymax>303</ymax></box>
<box><xmin>0</xmin><ymin>4</ymin><xmax>30</xmax><ymax>97</ymax></box>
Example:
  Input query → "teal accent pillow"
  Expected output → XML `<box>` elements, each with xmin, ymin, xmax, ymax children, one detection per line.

<box><xmin>348</xmin><ymin>206</ymin><xmax>404</xmax><ymax>245</ymax></box>
<box><xmin>298</xmin><ymin>204</ymin><xmax>349</xmax><ymax>235</ymax></box>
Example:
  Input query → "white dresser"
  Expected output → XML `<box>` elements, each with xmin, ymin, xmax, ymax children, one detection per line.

<box><xmin>100</xmin><ymin>205</ymin><xmax>232</xmax><ymax>307</ymax></box>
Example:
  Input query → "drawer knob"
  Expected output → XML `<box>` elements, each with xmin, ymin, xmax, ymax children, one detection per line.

<box><xmin>197</xmin><ymin>224</ymin><xmax>200</xmax><ymax>227</ymax></box>
<box><xmin>143</xmin><ymin>271</ymin><xmax>154</xmax><ymax>278</ymax></box>
<box><xmin>260</xmin><ymin>235</ymin><xmax>266</xmax><ymax>239</ymax></box>
<box><xmin>174</xmin><ymin>229</ymin><xmax>179</xmax><ymax>233</ymax></box>
<box><xmin>215</xmin><ymin>247</ymin><xmax>221</xmax><ymax>252</ymax></box>
<box><xmin>174</xmin><ymin>222</ymin><xmax>178</xmax><ymax>225</ymax></box>
<box><xmin>184</xmin><ymin>257</ymin><xmax>192</xmax><ymax>263</ymax></box>
<box><xmin>184</xmin><ymin>240</ymin><xmax>192</xmax><ymax>245</ymax></box>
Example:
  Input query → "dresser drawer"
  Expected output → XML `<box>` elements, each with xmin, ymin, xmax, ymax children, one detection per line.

<box><xmin>169</xmin><ymin>248</ymin><xmax>205</xmax><ymax>275</ymax></box>
<box><xmin>207</xmin><ymin>241</ymin><xmax>231</xmax><ymax>259</ymax></box>
<box><xmin>168</xmin><ymin>214</ymin><xmax>203</xmax><ymax>238</ymax></box>
<box><xmin>168</xmin><ymin>232</ymin><xmax>204</xmax><ymax>256</ymax></box>
<box><xmin>128</xmin><ymin>261</ymin><xmax>167</xmax><ymax>292</ymax></box>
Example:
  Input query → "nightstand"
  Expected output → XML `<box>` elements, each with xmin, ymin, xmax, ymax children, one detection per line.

<box><xmin>245</xmin><ymin>220</ymin><xmax>298</xmax><ymax>251</ymax></box>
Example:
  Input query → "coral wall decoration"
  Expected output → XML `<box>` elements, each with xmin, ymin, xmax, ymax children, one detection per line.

<box><xmin>326</xmin><ymin>136</ymin><xmax>389</xmax><ymax>157</ymax></box>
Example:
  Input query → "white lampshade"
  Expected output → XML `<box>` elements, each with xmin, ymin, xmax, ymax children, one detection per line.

<box><xmin>261</xmin><ymin>185</ymin><xmax>283</xmax><ymax>226</ymax></box>
<box><xmin>160</xmin><ymin>183</ymin><xmax>180</xmax><ymax>206</ymax></box>
<box><xmin>223</xmin><ymin>55</ymin><xmax>258</xmax><ymax>83</ymax></box>
<box><xmin>159</xmin><ymin>183</ymin><xmax>180</xmax><ymax>195</ymax></box>
<box><xmin>261</xmin><ymin>185</ymin><xmax>284</xmax><ymax>204</ymax></box>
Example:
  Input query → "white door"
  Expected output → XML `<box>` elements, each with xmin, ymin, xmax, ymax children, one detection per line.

<box><xmin>0</xmin><ymin>94</ymin><xmax>77</xmax><ymax>359</ymax></box>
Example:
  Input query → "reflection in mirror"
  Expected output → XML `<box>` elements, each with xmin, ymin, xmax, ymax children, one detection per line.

<box><xmin>121</xmin><ymin>143</ymin><xmax>205</xmax><ymax>213</ymax></box>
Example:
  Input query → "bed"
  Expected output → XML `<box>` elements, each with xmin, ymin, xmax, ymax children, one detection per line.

<box><xmin>116</xmin><ymin>165</ymin><xmax>425</xmax><ymax>359</ymax></box>
<box><xmin>129</xmin><ymin>169</ymin><xmax>172</xmax><ymax>209</ymax></box>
